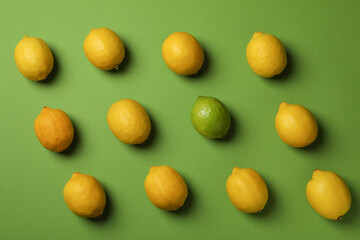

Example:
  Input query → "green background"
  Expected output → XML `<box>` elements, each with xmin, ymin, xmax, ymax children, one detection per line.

<box><xmin>1</xmin><ymin>0</ymin><xmax>359</xmax><ymax>239</ymax></box>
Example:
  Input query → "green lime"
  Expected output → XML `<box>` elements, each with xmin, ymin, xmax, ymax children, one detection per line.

<box><xmin>190</xmin><ymin>96</ymin><xmax>231</xmax><ymax>139</ymax></box>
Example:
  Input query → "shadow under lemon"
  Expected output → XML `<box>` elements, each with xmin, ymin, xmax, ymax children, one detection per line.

<box><xmin>89</xmin><ymin>187</ymin><xmax>114</xmax><ymax>223</ymax></box>
<box><xmin>106</xmin><ymin>42</ymin><xmax>131</xmax><ymax>74</ymax></box>
<box><xmin>215</xmin><ymin>111</ymin><xmax>238</xmax><ymax>143</ymax></box>
<box><xmin>186</xmin><ymin>46</ymin><xmax>210</xmax><ymax>79</ymax></box>
<box><xmin>246</xmin><ymin>178</ymin><xmax>276</xmax><ymax>219</ymax></box>
<box><xmin>272</xmin><ymin>48</ymin><xmax>294</xmax><ymax>81</ymax></box>
<box><xmin>60</xmin><ymin>118</ymin><xmax>81</xmax><ymax>156</ymax></box>
<box><xmin>330</xmin><ymin>179</ymin><xmax>358</xmax><ymax>225</ymax></box>
<box><xmin>133</xmin><ymin>111</ymin><xmax>157</xmax><ymax>149</ymax></box>
<box><xmin>37</xmin><ymin>47</ymin><xmax>60</xmax><ymax>84</ymax></box>
<box><xmin>166</xmin><ymin>178</ymin><xmax>195</xmax><ymax>216</ymax></box>
<box><xmin>299</xmin><ymin>118</ymin><xmax>326</xmax><ymax>152</ymax></box>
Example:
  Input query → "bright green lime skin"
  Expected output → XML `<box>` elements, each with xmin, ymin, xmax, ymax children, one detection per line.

<box><xmin>191</xmin><ymin>96</ymin><xmax>231</xmax><ymax>139</ymax></box>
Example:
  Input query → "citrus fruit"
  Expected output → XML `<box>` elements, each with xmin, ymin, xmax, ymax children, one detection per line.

<box><xmin>34</xmin><ymin>106</ymin><xmax>74</xmax><ymax>152</ymax></box>
<box><xmin>63</xmin><ymin>172</ymin><xmax>106</xmax><ymax>218</ymax></box>
<box><xmin>275</xmin><ymin>102</ymin><xmax>318</xmax><ymax>148</ymax></box>
<box><xmin>144</xmin><ymin>166</ymin><xmax>188</xmax><ymax>211</ymax></box>
<box><xmin>107</xmin><ymin>99</ymin><xmax>151</xmax><ymax>144</ymax></box>
<box><xmin>191</xmin><ymin>96</ymin><xmax>231</xmax><ymax>138</ymax></box>
<box><xmin>306</xmin><ymin>169</ymin><xmax>351</xmax><ymax>220</ymax></box>
<box><xmin>14</xmin><ymin>36</ymin><xmax>54</xmax><ymax>81</ymax></box>
<box><xmin>246</xmin><ymin>32</ymin><xmax>287</xmax><ymax>78</ymax></box>
<box><xmin>83</xmin><ymin>27</ymin><xmax>125</xmax><ymax>70</ymax></box>
<box><xmin>226</xmin><ymin>168</ymin><xmax>268</xmax><ymax>213</ymax></box>
<box><xmin>162</xmin><ymin>32</ymin><xmax>204</xmax><ymax>75</ymax></box>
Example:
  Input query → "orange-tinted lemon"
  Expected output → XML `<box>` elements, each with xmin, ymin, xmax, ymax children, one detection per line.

<box><xmin>63</xmin><ymin>172</ymin><xmax>106</xmax><ymax>218</ymax></box>
<box><xmin>83</xmin><ymin>27</ymin><xmax>125</xmax><ymax>70</ymax></box>
<box><xmin>162</xmin><ymin>32</ymin><xmax>204</xmax><ymax>75</ymax></box>
<box><xmin>34</xmin><ymin>106</ymin><xmax>74</xmax><ymax>152</ymax></box>
<box><xmin>107</xmin><ymin>99</ymin><xmax>151</xmax><ymax>144</ymax></box>
<box><xmin>144</xmin><ymin>166</ymin><xmax>188</xmax><ymax>211</ymax></box>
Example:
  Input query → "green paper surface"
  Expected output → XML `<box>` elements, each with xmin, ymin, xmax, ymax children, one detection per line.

<box><xmin>1</xmin><ymin>0</ymin><xmax>360</xmax><ymax>239</ymax></box>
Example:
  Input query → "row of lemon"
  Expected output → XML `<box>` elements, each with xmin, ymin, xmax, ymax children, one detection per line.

<box><xmin>14</xmin><ymin>27</ymin><xmax>285</xmax><ymax>80</ymax></box>
<box><xmin>63</xmin><ymin>166</ymin><xmax>351</xmax><ymax>221</ymax></box>
<box><xmin>33</xmin><ymin>98</ymin><xmax>317</xmax><ymax>153</ymax></box>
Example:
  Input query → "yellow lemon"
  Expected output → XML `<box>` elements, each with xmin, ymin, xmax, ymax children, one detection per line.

<box><xmin>246</xmin><ymin>32</ymin><xmax>287</xmax><ymax>78</ymax></box>
<box><xmin>275</xmin><ymin>102</ymin><xmax>318</xmax><ymax>148</ymax></box>
<box><xmin>34</xmin><ymin>106</ymin><xmax>74</xmax><ymax>152</ymax></box>
<box><xmin>144</xmin><ymin>166</ymin><xmax>188</xmax><ymax>211</ymax></box>
<box><xmin>107</xmin><ymin>99</ymin><xmax>151</xmax><ymax>144</ymax></box>
<box><xmin>162</xmin><ymin>32</ymin><xmax>204</xmax><ymax>75</ymax></box>
<box><xmin>306</xmin><ymin>170</ymin><xmax>351</xmax><ymax>220</ymax></box>
<box><xmin>14</xmin><ymin>36</ymin><xmax>54</xmax><ymax>81</ymax></box>
<box><xmin>226</xmin><ymin>168</ymin><xmax>268</xmax><ymax>213</ymax></box>
<box><xmin>83</xmin><ymin>27</ymin><xmax>125</xmax><ymax>70</ymax></box>
<box><xmin>63</xmin><ymin>172</ymin><xmax>106</xmax><ymax>218</ymax></box>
